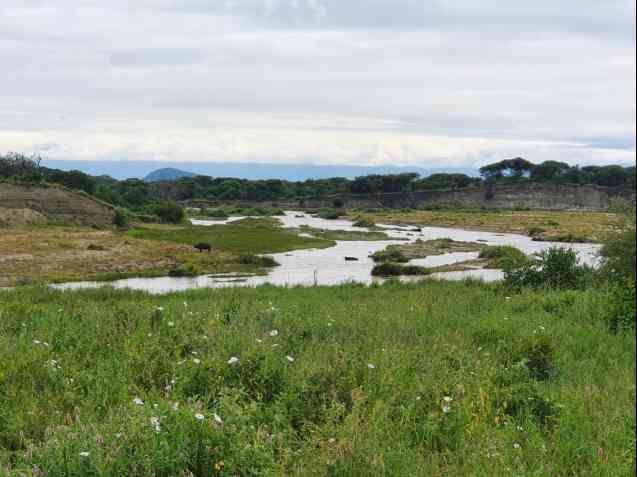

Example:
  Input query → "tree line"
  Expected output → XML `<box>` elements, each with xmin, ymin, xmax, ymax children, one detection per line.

<box><xmin>1</xmin><ymin>152</ymin><xmax>634</xmax><ymax>212</ymax></box>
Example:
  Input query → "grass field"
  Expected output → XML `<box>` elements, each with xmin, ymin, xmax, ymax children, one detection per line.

<box><xmin>0</xmin><ymin>281</ymin><xmax>633</xmax><ymax>476</ymax></box>
<box><xmin>126</xmin><ymin>219</ymin><xmax>333</xmax><ymax>254</ymax></box>
<box><xmin>0</xmin><ymin>220</ymin><xmax>333</xmax><ymax>287</ymax></box>
<box><xmin>347</xmin><ymin>209</ymin><xmax>623</xmax><ymax>242</ymax></box>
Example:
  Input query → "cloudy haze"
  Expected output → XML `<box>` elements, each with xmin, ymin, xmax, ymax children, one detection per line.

<box><xmin>1</xmin><ymin>1</ymin><xmax>635</xmax><ymax>170</ymax></box>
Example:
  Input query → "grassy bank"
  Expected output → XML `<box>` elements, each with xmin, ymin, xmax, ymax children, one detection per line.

<box><xmin>0</xmin><ymin>282</ymin><xmax>634</xmax><ymax>476</ymax></box>
<box><xmin>347</xmin><ymin>209</ymin><xmax>622</xmax><ymax>242</ymax></box>
<box><xmin>0</xmin><ymin>220</ymin><xmax>333</xmax><ymax>287</ymax></box>
<box><xmin>127</xmin><ymin>219</ymin><xmax>333</xmax><ymax>254</ymax></box>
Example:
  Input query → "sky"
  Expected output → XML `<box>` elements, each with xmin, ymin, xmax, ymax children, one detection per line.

<box><xmin>1</xmin><ymin>0</ymin><xmax>635</xmax><ymax>171</ymax></box>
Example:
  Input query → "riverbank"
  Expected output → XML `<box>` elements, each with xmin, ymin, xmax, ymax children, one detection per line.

<box><xmin>1</xmin><ymin>282</ymin><xmax>633</xmax><ymax>475</ymax></box>
<box><xmin>346</xmin><ymin>209</ymin><xmax>622</xmax><ymax>242</ymax></box>
<box><xmin>0</xmin><ymin>219</ymin><xmax>332</xmax><ymax>287</ymax></box>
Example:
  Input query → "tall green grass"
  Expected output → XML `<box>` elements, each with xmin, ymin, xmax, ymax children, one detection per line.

<box><xmin>0</xmin><ymin>281</ymin><xmax>634</xmax><ymax>476</ymax></box>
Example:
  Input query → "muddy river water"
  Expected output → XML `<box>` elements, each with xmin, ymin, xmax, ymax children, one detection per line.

<box><xmin>52</xmin><ymin>211</ymin><xmax>600</xmax><ymax>294</ymax></box>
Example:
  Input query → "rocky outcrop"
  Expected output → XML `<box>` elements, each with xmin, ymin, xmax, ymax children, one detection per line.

<box><xmin>0</xmin><ymin>182</ymin><xmax>116</xmax><ymax>226</ymax></box>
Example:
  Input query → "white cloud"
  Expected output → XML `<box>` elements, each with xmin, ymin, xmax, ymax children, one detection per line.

<box><xmin>0</xmin><ymin>1</ymin><xmax>634</xmax><ymax>169</ymax></box>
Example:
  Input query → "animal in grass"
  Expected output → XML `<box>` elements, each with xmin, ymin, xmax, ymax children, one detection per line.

<box><xmin>344</xmin><ymin>256</ymin><xmax>359</xmax><ymax>261</ymax></box>
<box><xmin>194</xmin><ymin>242</ymin><xmax>212</xmax><ymax>252</ymax></box>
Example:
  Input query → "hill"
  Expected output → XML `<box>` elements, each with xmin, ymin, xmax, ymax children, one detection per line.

<box><xmin>144</xmin><ymin>167</ymin><xmax>197</xmax><ymax>182</ymax></box>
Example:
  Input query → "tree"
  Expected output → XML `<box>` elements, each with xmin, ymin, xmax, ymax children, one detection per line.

<box><xmin>479</xmin><ymin>157</ymin><xmax>534</xmax><ymax>180</ymax></box>
<box><xmin>530</xmin><ymin>161</ymin><xmax>571</xmax><ymax>182</ymax></box>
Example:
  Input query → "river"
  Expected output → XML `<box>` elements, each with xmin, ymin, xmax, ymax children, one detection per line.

<box><xmin>52</xmin><ymin>211</ymin><xmax>600</xmax><ymax>294</ymax></box>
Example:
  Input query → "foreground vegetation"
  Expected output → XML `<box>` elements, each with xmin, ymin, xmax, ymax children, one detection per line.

<box><xmin>0</xmin><ymin>281</ymin><xmax>634</xmax><ymax>476</ymax></box>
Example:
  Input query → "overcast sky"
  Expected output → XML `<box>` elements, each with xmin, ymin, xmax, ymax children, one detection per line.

<box><xmin>1</xmin><ymin>1</ymin><xmax>635</xmax><ymax>170</ymax></box>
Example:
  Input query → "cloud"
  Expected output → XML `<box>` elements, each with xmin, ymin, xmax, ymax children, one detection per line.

<box><xmin>0</xmin><ymin>1</ymin><xmax>634</xmax><ymax>169</ymax></box>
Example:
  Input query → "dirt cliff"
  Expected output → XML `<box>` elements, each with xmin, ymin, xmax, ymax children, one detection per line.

<box><xmin>0</xmin><ymin>182</ymin><xmax>116</xmax><ymax>226</ymax></box>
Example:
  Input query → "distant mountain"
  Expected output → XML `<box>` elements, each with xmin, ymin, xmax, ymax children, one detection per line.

<box><xmin>144</xmin><ymin>167</ymin><xmax>197</xmax><ymax>182</ymax></box>
<box><xmin>42</xmin><ymin>160</ymin><xmax>478</xmax><ymax>181</ymax></box>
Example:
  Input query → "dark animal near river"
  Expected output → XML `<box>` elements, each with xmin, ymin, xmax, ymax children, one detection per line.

<box><xmin>194</xmin><ymin>242</ymin><xmax>211</xmax><ymax>252</ymax></box>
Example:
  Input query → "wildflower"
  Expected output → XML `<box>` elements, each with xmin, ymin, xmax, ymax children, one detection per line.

<box><xmin>227</xmin><ymin>356</ymin><xmax>239</xmax><ymax>365</ymax></box>
<box><xmin>513</xmin><ymin>443</ymin><xmax>521</xmax><ymax>449</ymax></box>
<box><xmin>517</xmin><ymin>425</ymin><xmax>524</xmax><ymax>431</ymax></box>
<box><xmin>367</xmin><ymin>363</ymin><xmax>375</xmax><ymax>369</ymax></box>
<box><xmin>33</xmin><ymin>339</ymin><xmax>41</xmax><ymax>345</ymax></box>
<box><xmin>269</xmin><ymin>329</ymin><xmax>279</xmax><ymax>337</ymax></box>
<box><xmin>150</xmin><ymin>416</ymin><xmax>161</xmax><ymax>433</ymax></box>
<box><xmin>156</xmin><ymin>306</ymin><xmax>164</xmax><ymax>312</ymax></box>
<box><xmin>286</xmin><ymin>355</ymin><xmax>295</xmax><ymax>363</ymax></box>
<box><xmin>443</xmin><ymin>396</ymin><xmax>453</xmax><ymax>403</ymax></box>
<box><xmin>133</xmin><ymin>397</ymin><xmax>144</xmax><ymax>406</ymax></box>
<box><xmin>213</xmin><ymin>413</ymin><xmax>223</xmax><ymax>424</ymax></box>
<box><xmin>171</xmin><ymin>402</ymin><xmax>179</xmax><ymax>411</ymax></box>
<box><xmin>328</xmin><ymin>438</ymin><xmax>336</xmax><ymax>444</ymax></box>
<box><xmin>442</xmin><ymin>404</ymin><xmax>451</xmax><ymax>413</ymax></box>
<box><xmin>168</xmin><ymin>321</ymin><xmax>174</xmax><ymax>327</ymax></box>
<box><xmin>79</xmin><ymin>451</ymin><xmax>90</xmax><ymax>457</ymax></box>
<box><xmin>214</xmin><ymin>460</ymin><xmax>225</xmax><ymax>473</ymax></box>
<box><xmin>193</xmin><ymin>358</ymin><xmax>201</xmax><ymax>364</ymax></box>
<box><xmin>183</xmin><ymin>302</ymin><xmax>188</xmax><ymax>308</ymax></box>
<box><xmin>195</xmin><ymin>413</ymin><xmax>205</xmax><ymax>421</ymax></box>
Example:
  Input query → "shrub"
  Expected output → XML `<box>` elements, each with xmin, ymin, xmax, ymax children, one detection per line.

<box><xmin>237</xmin><ymin>254</ymin><xmax>279</xmax><ymax>267</ymax></box>
<box><xmin>371</xmin><ymin>249</ymin><xmax>409</xmax><ymax>263</ymax></box>
<box><xmin>153</xmin><ymin>202</ymin><xmax>185</xmax><ymax>224</ymax></box>
<box><xmin>371</xmin><ymin>263</ymin><xmax>428</xmax><ymax>276</ymax></box>
<box><xmin>479</xmin><ymin>245</ymin><xmax>528</xmax><ymax>269</ymax></box>
<box><xmin>504</xmin><ymin>247</ymin><xmax>593</xmax><ymax>290</ymax></box>
<box><xmin>332</xmin><ymin>198</ymin><xmax>345</xmax><ymax>208</ymax></box>
<box><xmin>401</xmin><ymin>265</ymin><xmax>429</xmax><ymax>276</ymax></box>
<box><xmin>113</xmin><ymin>208</ymin><xmax>130</xmax><ymax>229</ymax></box>
<box><xmin>317</xmin><ymin>208</ymin><xmax>341</xmax><ymax>220</ymax></box>
<box><xmin>371</xmin><ymin>263</ymin><xmax>404</xmax><ymax>276</ymax></box>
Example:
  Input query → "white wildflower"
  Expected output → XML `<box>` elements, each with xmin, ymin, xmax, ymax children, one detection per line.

<box><xmin>213</xmin><ymin>413</ymin><xmax>223</xmax><ymax>424</ymax></box>
<box><xmin>193</xmin><ymin>358</ymin><xmax>201</xmax><ymax>364</ymax></box>
<box><xmin>79</xmin><ymin>451</ymin><xmax>90</xmax><ymax>457</ymax></box>
<box><xmin>286</xmin><ymin>355</ymin><xmax>295</xmax><ymax>363</ymax></box>
<box><xmin>150</xmin><ymin>416</ymin><xmax>161</xmax><ymax>433</ymax></box>
<box><xmin>269</xmin><ymin>329</ymin><xmax>278</xmax><ymax>337</ymax></box>
<box><xmin>367</xmin><ymin>363</ymin><xmax>375</xmax><ymax>369</ymax></box>
<box><xmin>195</xmin><ymin>413</ymin><xmax>205</xmax><ymax>421</ymax></box>
<box><xmin>132</xmin><ymin>397</ymin><xmax>144</xmax><ymax>406</ymax></box>
<box><xmin>443</xmin><ymin>396</ymin><xmax>453</xmax><ymax>403</ymax></box>
<box><xmin>227</xmin><ymin>356</ymin><xmax>239</xmax><ymax>365</ymax></box>
<box><xmin>513</xmin><ymin>443</ymin><xmax>521</xmax><ymax>449</ymax></box>
<box><xmin>168</xmin><ymin>321</ymin><xmax>174</xmax><ymax>327</ymax></box>
<box><xmin>442</xmin><ymin>405</ymin><xmax>451</xmax><ymax>413</ymax></box>
<box><xmin>156</xmin><ymin>306</ymin><xmax>164</xmax><ymax>312</ymax></box>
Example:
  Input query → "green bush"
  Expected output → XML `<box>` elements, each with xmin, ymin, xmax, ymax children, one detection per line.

<box><xmin>371</xmin><ymin>249</ymin><xmax>409</xmax><ymax>263</ymax></box>
<box><xmin>479</xmin><ymin>245</ymin><xmax>529</xmax><ymax>268</ymax></box>
<box><xmin>371</xmin><ymin>262</ymin><xmax>404</xmax><ymax>276</ymax></box>
<box><xmin>317</xmin><ymin>208</ymin><xmax>341</xmax><ymax>220</ymax></box>
<box><xmin>371</xmin><ymin>263</ymin><xmax>428</xmax><ymax>276</ymax></box>
<box><xmin>504</xmin><ymin>247</ymin><xmax>593</xmax><ymax>290</ymax></box>
<box><xmin>113</xmin><ymin>208</ymin><xmax>130</xmax><ymax>229</ymax></box>
<box><xmin>152</xmin><ymin>202</ymin><xmax>185</xmax><ymax>224</ymax></box>
<box><xmin>237</xmin><ymin>254</ymin><xmax>279</xmax><ymax>267</ymax></box>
